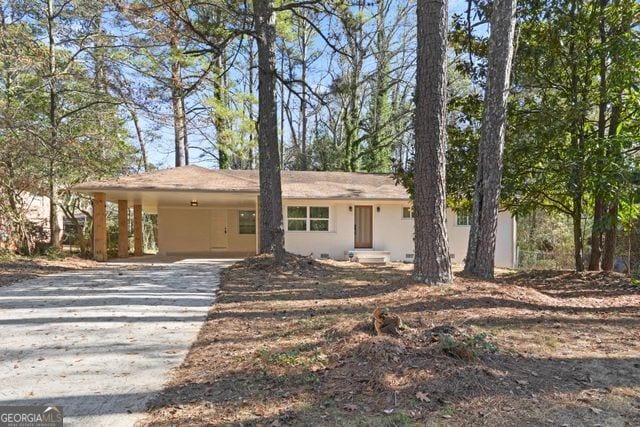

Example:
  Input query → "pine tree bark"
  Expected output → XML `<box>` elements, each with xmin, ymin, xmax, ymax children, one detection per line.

<box><xmin>413</xmin><ymin>0</ymin><xmax>452</xmax><ymax>284</ymax></box>
<box><xmin>46</xmin><ymin>0</ymin><xmax>62</xmax><ymax>248</ymax></box>
<box><xmin>255</xmin><ymin>0</ymin><xmax>285</xmax><ymax>261</ymax></box>
<box><xmin>169</xmin><ymin>12</ymin><xmax>188</xmax><ymax>167</ymax></box>
<box><xmin>588</xmin><ymin>0</ymin><xmax>609</xmax><ymax>271</ymax></box>
<box><xmin>214</xmin><ymin>53</ymin><xmax>229</xmax><ymax>169</ymax></box>
<box><xmin>464</xmin><ymin>0</ymin><xmax>517</xmax><ymax>279</ymax></box>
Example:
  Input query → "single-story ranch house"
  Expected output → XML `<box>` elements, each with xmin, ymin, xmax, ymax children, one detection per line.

<box><xmin>74</xmin><ymin>165</ymin><xmax>516</xmax><ymax>267</ymax></box>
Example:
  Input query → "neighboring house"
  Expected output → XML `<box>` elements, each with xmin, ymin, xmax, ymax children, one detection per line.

<box><xmin>19</xmin><ymin>193</ymin><xmax>64</xmax><ymax>240</ymax></box>
<box><xmin>73</xmin><ymin>165</ymin><xmax>517</xmax><ymax>268</ymax></box>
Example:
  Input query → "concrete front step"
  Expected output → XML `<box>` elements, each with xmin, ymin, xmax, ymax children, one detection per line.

<box><xmin>347</xmin><ymin>250</ymin><xmax>392</xmax><ymax>264</ymax></box>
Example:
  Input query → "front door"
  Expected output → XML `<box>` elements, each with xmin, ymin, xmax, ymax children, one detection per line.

<box><xmin>210</xmin><ymin>209</ymin><xmax>228</xmax><ymax>249</ymax></box>
<box><xmin>354</xmin><ymin>205</ymin><xmax>373</xmax><ymax>248</ymax></box>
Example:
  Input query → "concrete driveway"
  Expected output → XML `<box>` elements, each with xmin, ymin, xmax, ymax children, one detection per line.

<box><xmin>0</xmin><ymin>258</ymin><xmax>234</xmax><ymax>426</ymax></box>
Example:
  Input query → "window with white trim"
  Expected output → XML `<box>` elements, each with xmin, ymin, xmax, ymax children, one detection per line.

<box><xmin>456</xmin><ymin>209</ymin><xmax>471</xmax><ymax>226</ymax></box>
<box><xmin>287</xmin><ymin>206</ymin><xmax>329</xmax><ymax>231</ymax></box>
<box><xmin>402</xmin><ymin>206</ymin><xmax>414</xmax><ymax>219</ymax></box>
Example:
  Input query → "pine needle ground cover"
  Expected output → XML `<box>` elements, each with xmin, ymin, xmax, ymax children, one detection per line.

<box><xmin>144</xmin><ymin>255</ymin><xmax>640</xmax><ymax>426</ymax></box>
<box><xmin>0</xmin><ymin>256</ymin><xmax>97</xmax><ymax>288</ymax></box>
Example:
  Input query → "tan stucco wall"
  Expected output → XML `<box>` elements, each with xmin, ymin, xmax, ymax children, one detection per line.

<box><xmin>158</xmin><ymin>207</ymin><xmax>256</xmax><ymax>255</ymax></box>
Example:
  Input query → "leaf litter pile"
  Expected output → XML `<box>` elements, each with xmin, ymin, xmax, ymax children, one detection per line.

<box><xmin>144</xmin><ymin>254</ymin><xmax>640</xmax><ymax>426</ymax></box>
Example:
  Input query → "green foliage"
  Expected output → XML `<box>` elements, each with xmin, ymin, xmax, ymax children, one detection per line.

<box><xmin>42</xmin><ymin>246</ymin><xmax>64</xmax><ymax>261</ymax></box>
<box><xmin>438</xmin><ymin>332</ymin><xmax>498</xmax><ymax>361</ymax></box>
<box><xmin>256</xmin><ymin>345</ymin><xmax>328</xmax><ymax>368</ymax></box>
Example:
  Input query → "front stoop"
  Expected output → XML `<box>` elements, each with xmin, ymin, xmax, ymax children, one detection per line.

<box><xmin>347</xmin><ymin>250</ymin><xmax>392</xmax><ymax>264</ymax></box>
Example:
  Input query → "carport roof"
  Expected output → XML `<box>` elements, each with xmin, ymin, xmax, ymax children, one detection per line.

<box><xmin>73</xmin><ymin>165</ymin><xmax>410</xmax><ymax>200</ymax></box>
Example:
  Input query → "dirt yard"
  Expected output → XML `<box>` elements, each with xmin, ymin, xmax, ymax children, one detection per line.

<box><xmin>0</xmin><ymin>256</ymin><xmax>97</xmax><ymax>287</ymax></box>
<box><xmin>144</xmin><ymin>255</ymin><xmax>640</xmax><ymax>426</ymax></box>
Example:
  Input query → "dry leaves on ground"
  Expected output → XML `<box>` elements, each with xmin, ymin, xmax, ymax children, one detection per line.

<box><xmin>143</xmin><ymin>255</ymin><xmax>640</xmax><ymax>426</ymax></box>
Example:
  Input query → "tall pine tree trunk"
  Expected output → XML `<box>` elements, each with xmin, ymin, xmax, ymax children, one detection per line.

<box><xmin>299</xmin><ymin>26</ymin><xmax>308</xmax><ymax>170</ymax></box>
<box><xmin>169</xmin><ymin>13</ymin><xmax>188</xmax><ymax>167</ymax></box>
<box><xmin>255</xmin><ymin>0</ymin><xmax>285</xmax><ymax>261</ymax></box>
<box><xmin>413</xmin><ymin>0</ymin><xmax>452</xmax><ymax>284</ymax></box>
<box><xmin>464</xmin><ymin>0</ymin><xmax>518</xmax><ymax>279</ymax></box>
<box><xmin>588</xmin><ymin>0</ymin><xmax>609</xmax><ymax>270</ymax></box>
<box><xmin>214</xmin><ymin>53</ymin><xmax>229</xmax><ymax>169</ymax></box>
<box><xmin>47</xmin><ymin>0</ymin><xmax>62</xmax><ymax>248</ymax></box>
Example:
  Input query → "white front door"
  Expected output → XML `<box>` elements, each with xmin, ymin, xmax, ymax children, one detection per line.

<box><xmin>210</xmin><ymin>209</ymin><xmax>228</xmax><ymax>249</ymax></box>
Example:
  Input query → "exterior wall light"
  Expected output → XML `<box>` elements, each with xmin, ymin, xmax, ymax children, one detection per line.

<box><xmin>349</xmin><ymin>206</ymin><xmax>353</xmax><ymax>212</ymax></box>
<box><xmin>376</xmin><ymin>206</ymin><xmax>381</xmax><ymax>212</ymax></box>
<box><xmin>190</xmin><ymin>199</ymin><xmax>198</xmax><ymax>207</ymax></box>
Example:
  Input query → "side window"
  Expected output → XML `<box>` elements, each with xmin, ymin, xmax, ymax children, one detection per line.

<box><xmin>402</xmin><ymin>207</ymin><xmax>414</xmax><ymax>219</ymax></box>
<box><xmin>238</xmin><ymin>210</ymin><xmax>256</xmax><ymax>234</ymax></box>
<box><xmin>456</xmin><ymin>210</ymin><xmax>471</xmax><ymax>226</ymax></box>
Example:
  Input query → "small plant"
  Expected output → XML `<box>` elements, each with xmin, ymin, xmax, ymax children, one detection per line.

<box><xmin>256</xmin><ymin>345</ymin><xmax>328</xmax><ymax>368</ymax></box>
<box><xmin>43</xmin><ymin>246</ymin><xmax>64</xmax><ymax>260</ymax></box>
<box><xmin>630</xmin><ymin>278</ymin><xmax>640</xmax><ymax>288</ymax></box>
<box><xmin>0</xmin><ymin>247</ymin><xmax>14</xmax><ymax>261</ymax></box>
<box><xmin>438</xmin><ymin>333</ymin><xmax>498</xmax><ymax>361</ymax></box>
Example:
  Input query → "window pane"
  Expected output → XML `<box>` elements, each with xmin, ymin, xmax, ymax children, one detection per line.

<box><xmin>310</xmin><ymin>220</ymin><xmax>329</xmax><ymax>231</ymax></box>
<box><xmin>288</xmin><ymin>219</ymin><xmax>307</xmax><ymax>231</ymax></box>
<box><xmin>402</xmin><ymin>207</ymin><xmax>412</xmax><ymax>218</ymax></box>
<box><xmin>457</xmin><ymin>211</ymin><xmax>471</xmax><ymax>226</ymax></box>
<box><xmin>287</xmin><ymin>206</ymin><xmax>307</xmax><ymax>219</ymax></box>
<box><xmin>238</xmin><ymin>210</ymin><xmax>256</xmax><ymax>234</ymax></box>
<box><xmin>310</xmin><ymin>207</ymin><xmax>329</xmax><ymax>219</ymax></box>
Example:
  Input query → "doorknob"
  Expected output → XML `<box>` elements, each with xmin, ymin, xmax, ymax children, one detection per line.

<box><xmin>224</xmin><ymin>226</ymin><xmax>227</xmax><ymax>234</ymax></box>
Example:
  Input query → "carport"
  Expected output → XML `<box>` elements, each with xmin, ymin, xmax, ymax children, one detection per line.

<box><xmin>73</xmin><ymin>166</ymin><xmax>260</xmax><ymax>261</ymax></box>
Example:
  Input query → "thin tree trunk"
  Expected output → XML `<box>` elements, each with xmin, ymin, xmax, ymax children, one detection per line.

<box><xmin>47</xmin><ymin>0</ymin><xmax>61</xmax><ymax>248</ymax></box>
<box><xmin>214</xmin><ymin>53</ymin><xmax>229</xmax><ymax>169</ymax></box>
<box><xmin>255</xmin><ymin>0</ymin><xmax>285</xmax><ymax>261</ymax></box>
<box><xmin>413</xmin><ymin>0</ymin><xmax>452</xmax><ymax>284</ymax></box>
<box><xmin>279</xmin><ymin>52</ymin><xmax>285</xmax><ymax>168</ymax></box>
<box><xmin>588</xmin><ymin>0</ymin><xmax>609</xmax><ymax>270</ymax></box>
<box><xmin>573</xmin><ymin>204</ymin><xmax>584</xmax><ymax>271</ymax></box>
<box><xmin>602</xmin><ymin>101</ymin><xmax>622</xmax><ymax>271</ymax></box>
<box><xmin>169</xmin><ymin>13</ymin><xmax>188</xmax><ymax>167</ymax></box>
<box><xmin>567</xmin><ymin>0</ymin><xmax>585</xmax><ymax>272</ymax></box>
<box><xmin>464</xmin><ymin>0</ymin><xmax>517</xmax><ymax>279</ymax></box>
<box><xmin>129</xmin><ymin>107</ymin><xmax>148</xmax><ymax>171</ymax></box>
<box><xmin>299</xmin><ymin>22</ymin><xmax>308</xmax><ymax>170</ymax></box>
<box><xmin>248</xmin><ymin>40</ymin><xmax>256</xmax><ymax>169</ymax></box>
<box><xmin>601</xmin><ymin>202</ymin><xmax>618</xmax><ymax>271</ymax></box>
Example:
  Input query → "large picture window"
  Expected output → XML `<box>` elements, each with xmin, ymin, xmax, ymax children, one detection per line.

<box><xmin>287</xmin><ymin>206</ymin><xmax>329</xmax><ymax>231</ymax></box>
<box><xmin>238</xmin><ymin>210</ymin><xmax>256</xmax><ymax>234</ymax></box>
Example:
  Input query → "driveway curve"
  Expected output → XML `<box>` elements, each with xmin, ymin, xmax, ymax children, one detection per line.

<box><xmin>0</xmin><ymin>258</ymin><xmax>234</xmax><ymax>426</ymax></box>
